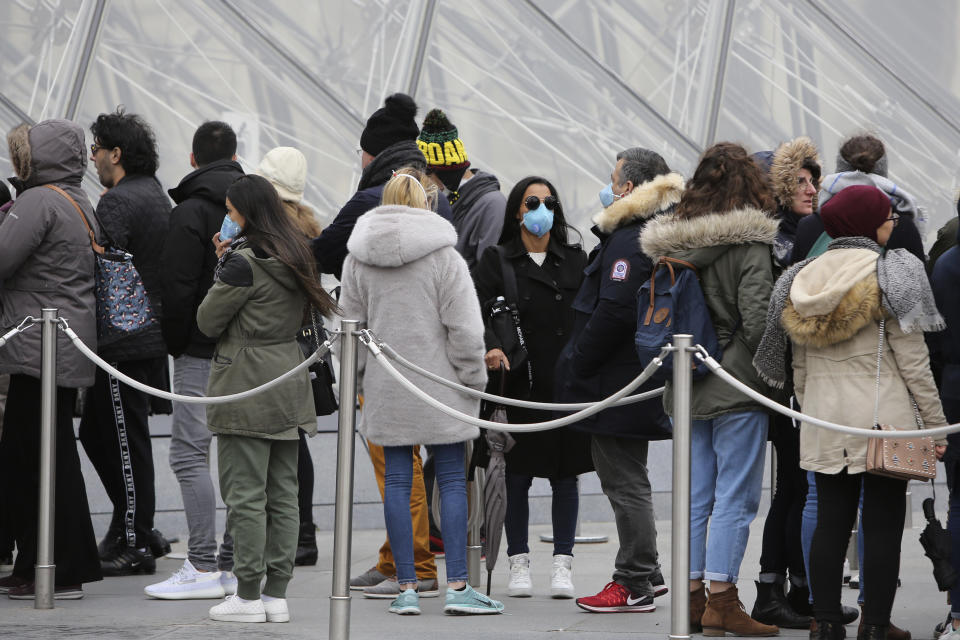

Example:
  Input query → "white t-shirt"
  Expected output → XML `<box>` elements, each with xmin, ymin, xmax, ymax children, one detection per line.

<box><xmin>528</xmin><ymin>251</ymin><xmax>546</xmax><ymax>266</ymax></box>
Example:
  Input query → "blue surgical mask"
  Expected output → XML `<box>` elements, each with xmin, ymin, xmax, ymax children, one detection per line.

<box><xmin>220</xmin><ymin>214</ymin><xmax>242</xmax><ymax>241</ymax></box>
<box><xmin>599</xmin><ymin>183</ymin><xmax>616</xmax><ymax>208</ymax></box>
<box><xmin>522</xmin><ymin>204</ymin><xmax>554</xmax><ymax>237</ymax></box>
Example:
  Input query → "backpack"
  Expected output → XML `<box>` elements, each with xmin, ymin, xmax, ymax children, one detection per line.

<box><xmin>635</xmin><ymin>257</ymin><xmax>722</xmax><ymax>381</ymax></box>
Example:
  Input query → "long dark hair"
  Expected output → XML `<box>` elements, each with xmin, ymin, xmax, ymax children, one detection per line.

<box><xmin>226</xmin><ymin>175</ymin><xmax>337</xmax><ymax>317</ymax></box>
<box><xmin>675</xmin><ymin>142</ymin><xmax>775</xmax><ymax>219</ymax></box>
<box><xmin>498</xmin><ymin>176</ymin><xmax>579</xmax><ymax>247</ymax></box>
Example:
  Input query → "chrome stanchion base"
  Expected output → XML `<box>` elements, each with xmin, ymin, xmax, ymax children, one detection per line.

<box><xmin>34</xmin><ymin>564</ymin><xmax>55</xmax><ymax>610</ymax></box>
<box><xmin>467</xmin><ymin>545</ymin><xmax>483</xmax><ymax>587</ymax></box>
<box><xmin>539</xmin><ymin>534</ymin><xmax>609</xmax><ymax>544</ymax></box>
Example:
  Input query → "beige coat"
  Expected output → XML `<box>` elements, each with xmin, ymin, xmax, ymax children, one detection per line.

<box><xmin>785</xmin><ymin>248</ymin><xmax>946</xmax><ymax>474</ymax></box>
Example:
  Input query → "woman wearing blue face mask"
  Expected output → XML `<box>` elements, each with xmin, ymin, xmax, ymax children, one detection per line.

<box><xmin>472</xmin><ymin>176</ymin><xmax>591</xmax><ymax>599</ymax></box>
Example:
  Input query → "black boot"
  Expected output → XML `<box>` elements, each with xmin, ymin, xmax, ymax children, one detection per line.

<box><xmin>788</xmin><ymin>582</ymin><xmax>813</xmax><ymax>617</ymax></box>
<box><xmin>295</xmin><ymin>522</ymin><xmax>318</xmax><ymax>567</ymax></box>
<box><xmin>841</xmin><ymin>605</ymin><xmax>860</xmax><ymax>625</ymax></box>
<box><xmin>148</xmin><ymin>528</ymin><xmax>171</xmax><ymax>559</ymax></box>
<box><xmin>752</xmin><ymin>580</ymin><xmax>812</xmax><ymax>629</ymax></box>
<box><xmin>817</xmin><ymin>620</ymin><xmax>847</xmax><ymax>640</ymax></box>
<box><xmin>858</xmin><ymin>624</ymin><xmax>889</xmax><ymax>640</ymax></box>
<box><xmin>97</xmin><ymin>524</ymin><xmax>122</xmax><ymax>559</ymax></box>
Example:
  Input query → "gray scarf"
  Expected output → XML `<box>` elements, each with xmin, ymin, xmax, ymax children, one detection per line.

<box><xmin>753</xmin><ymin>236</ymin><xmax>944</xmax><ymax>388</ymax></box>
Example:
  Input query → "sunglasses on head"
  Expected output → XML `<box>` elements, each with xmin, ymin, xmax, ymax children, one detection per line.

<box><xmin>524</xmin><ymin>195</ymin><xmax>558</xmax><ymax>211</ymax></box>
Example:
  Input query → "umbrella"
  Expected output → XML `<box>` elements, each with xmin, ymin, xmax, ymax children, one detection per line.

<box><xmin>919</xmin><ymin>497</ymin><xmax>957</xmax><ymax>591</ymax></box>
<box><xmin>482</xmin><ymin>364</ymin><xmax>515</xmax><ymax>595</ymax></box>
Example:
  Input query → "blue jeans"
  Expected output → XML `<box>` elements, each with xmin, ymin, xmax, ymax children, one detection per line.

<box><xmin>384</xmin><ymin>442</ymin><xmax>467</xmax><ymax>585</ymax></box>
<box><xmin>690</xmin><ymin>410</ymin><xmax>768</xmax><ymax>582</ymax></box>
<box><xmin>801</xmin><ymin>471</ymin><xmax>865</xmax><ymax>604</ymax></box>
<box><xmin>504</xmin><ymin>472</ymin><xmax>578</xmax><ymax>557</ymax></box>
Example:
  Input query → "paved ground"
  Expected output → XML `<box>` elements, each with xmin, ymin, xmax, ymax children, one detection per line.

<box><xmin>0</xmin><ymin>517</ymin><xmax>950</xmax><ymax>640</ymax></box>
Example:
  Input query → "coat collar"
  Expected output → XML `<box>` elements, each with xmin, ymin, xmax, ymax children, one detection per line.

<box><xmin>639</xmin><ymin>206</ymin><xmax>779</xmax><ymax>258</ymax></box>
<box><xmin>502</xmin><ymin>234</ymin><xmax>568</xmax><ymax>260</ymax></box>
<box><xmin>592</xmin><ymin>172</ymin><xmax>684</xmax><ymax>234</ymax></box>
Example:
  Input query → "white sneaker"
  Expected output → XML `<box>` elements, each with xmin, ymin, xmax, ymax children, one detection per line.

<box><xmin>507</xmin><ymin>553</ymin><xmax>532</xmax><ymax>597</ymax></box>
<box><xmin>220</xmin><ymin>570</ymin><xmax>237</xmax><ymax>596</ymax></box>
<box><xmin>144</xmin><ymin>559</ymin><xmax>225</xmax><ymax>600</ymax></box>
<box><xmin>550</xmin><ymin>554</ymin><xmax>575</xmax><ymax>599</ymax></box>
<box><xmin>262</xmin><ymin>596</ymin><xmax>289</xmax><ymax>623</ymax></box>
<box><xmin>209</xmin><ymin>594</ymin><xmax>266</xmax><ymax>623</ymax></box>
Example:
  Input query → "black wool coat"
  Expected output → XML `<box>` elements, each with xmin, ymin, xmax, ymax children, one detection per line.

<box><xmin>472</xmin><ymin>235</ymin><xmax>593</xmax><ymax>478</ymax></box>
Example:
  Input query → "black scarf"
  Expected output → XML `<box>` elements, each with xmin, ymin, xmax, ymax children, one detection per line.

<box><xmin>357</xmin><ymin>140</ymin><xmax>426</xmax><ymax>192</ymax></box>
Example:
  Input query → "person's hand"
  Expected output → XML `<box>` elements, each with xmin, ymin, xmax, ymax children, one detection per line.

<box><xmin>213</xmin><ymin>231</ymin><xmax>232</xmax><ymax>259</ymax></box>
<box><xmin>485</xmin><ymin>348</ymin><xmax>509</xmax><ymax>371</ymax></box>
<box><xmin>936</xmin><ymin>444</ymin><xmax>947</xmax><ymax>460</ymax></box>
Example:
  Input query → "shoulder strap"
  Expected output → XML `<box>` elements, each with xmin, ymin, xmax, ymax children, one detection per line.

<box><xmin>496</xmin><ymin>246</ymin><xmax>520</xmax><ymax>307</ymax></box>
<box><xmin>43</xmin><ymin>184</ymin><xmax>104</xmax><ymax>254</ymax></box>
<box><xmin>873</xmin><ymin>317</ymin><xmax>886</xmax><ymax>429</ymax></box>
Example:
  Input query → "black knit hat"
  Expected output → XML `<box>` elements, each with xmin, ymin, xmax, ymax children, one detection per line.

<box><xmin>360</xmin><ymin>93</ymin><xmax>419</xmax><ymax>156</ymax></box>
<box><xmin>417</xmin><ymin>108</ymin><xmax>470</xmax><ymax>193</ymax></box>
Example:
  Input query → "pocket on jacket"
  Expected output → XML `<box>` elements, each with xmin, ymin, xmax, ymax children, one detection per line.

<box><xmin>213</xmin><ymin>352</ymin><xmax>233</xmax><ymax>365</ymax></box>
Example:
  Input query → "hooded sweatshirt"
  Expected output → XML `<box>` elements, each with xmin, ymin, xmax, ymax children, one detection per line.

<box><xmin>450</xmin><ymin>170</ymin><xmax>505</xmax><ymax>269</ymax></box>
<box><xmin>196</xmin><ymin>243</ymin><xmax>315</xmax><ymax>440</ymax></box>
<box><xmin>338</xmin><ymin>204</ymin><xmax>486</xmax><ymax>446</ymax></box>
<box><xmin>0</xmin><ymin>119</ymin><xmax>100</xmax><ymax>387</ymax></box>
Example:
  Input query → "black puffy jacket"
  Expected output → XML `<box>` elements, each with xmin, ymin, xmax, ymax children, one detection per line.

<box><xmin>160</xmin><ymin>160</ymin><xmax>244</xmax><ymax>358</ymax></box>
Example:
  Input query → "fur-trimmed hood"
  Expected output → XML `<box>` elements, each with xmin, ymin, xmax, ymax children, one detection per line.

<box><xmin>592</xmin><ymin>172</ymin><xmax>684</xmax><ymax>233</ymax></box>
<box><xmin>639</xmin><ymin>206</ymin><xmax>779</xmax><ymax>264</ymax></box>
<box><xmin>6</xmin><ymin>119</ymin><xmax>87</xmax><ymax>190</ymax></box>
<box><xmin>770</xmin><ymin>136</ymin><xmax>821</xmax><ymax>209</ymax></box>
<box><xmin>783</xmin><ymin>273</ymin><xmax>883</xmax><ymax>349</ymax></box>
<box><xmin>347</xmin><ymin>203</ymin><xmax>457</xmax><ymax>267</ymax></box>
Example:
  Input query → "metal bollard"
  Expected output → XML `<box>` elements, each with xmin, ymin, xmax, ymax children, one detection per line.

<box><xmin>466</xmin><ymin>441</ymin><xmax>483</xmax><ymax>587</ymax></box>
<box><xmin>35</xmin><ymin>309</ymin><xmax>59</xmax><ymax>610</ymax></box>
<box><xmin>670</xmin><ymin>335</ymin><xmax>693</xmax><ymax>640</ymax></box>
<box><xmin>330</xmin><ymin>320</ymin><xmax>362</xmax><ymax>640</ymax></box>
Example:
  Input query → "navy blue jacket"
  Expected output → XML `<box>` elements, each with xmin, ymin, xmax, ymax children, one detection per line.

<box><xmin>930</xmin><ymin>221</ymin><xmax>960</xmax><ymax>463</ymax></box>
<box><xmin>554</xmin><ymin>173</ymin><xmax>684</xmax><ymax>439</ymax></box>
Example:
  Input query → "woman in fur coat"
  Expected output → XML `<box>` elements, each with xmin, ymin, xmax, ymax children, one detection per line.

<box><xmin>754</xmin><ymin>185</ymin><xmax>947</xmax><ymax>640</ymax></box>
<box><xmin>338</xmin><ymin>169</ymin><xmax>504</xmax><ymax>617</ymax></box>
<box><xmin>639</xmin><ymin>142</ymin><xmax>779</xmax><ymax>637</ymax></box>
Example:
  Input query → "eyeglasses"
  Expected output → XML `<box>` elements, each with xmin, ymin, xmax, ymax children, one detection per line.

<box><xmin>524</xmin><ymin>195</ymin><xmax>558</xmax><ymax>211</ymax></box>
<box><xmin>90</xmin><ymin>143</ymin><xmax>102</xmax><ymax>155</ymax></box>
<box><xmin>887</xmin><ymin>212</ymin><xmax>900</xmax><ymax>226</ymax></box>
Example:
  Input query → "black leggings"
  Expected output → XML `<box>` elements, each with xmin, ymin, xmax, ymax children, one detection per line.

<box><xmin>810</xmin><ymin>470</ymin><xmax>906</xmax><ymax>626</ymax></box>
<box><xmin>758</xmin><ymin>416</ymin><xmax>808</xmax><ymax>579</ymax></box>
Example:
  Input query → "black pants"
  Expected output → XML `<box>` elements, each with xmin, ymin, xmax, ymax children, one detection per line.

<box><xmin>0</xmin><ymin>374</ymin><xmax>101</xmax><ymax>585</ymax></box>
<box><xmin>298</xmin><ymin>429</ymin><xmax>314</xmax><ymax>525</ymax></box>
<box><xmin>810</xmin><ymin>470</ymin><xmax>906</xmax><ymax>626</ymax></box>
<box><xmin>758</xmin><ymin>415</ymin><xmax>808</xmax><ymax>579</ymax></box>
<box><xmin>79</xmin><ymin>358</ymin><xmax>163</xmax><ymax>549</ymax></box>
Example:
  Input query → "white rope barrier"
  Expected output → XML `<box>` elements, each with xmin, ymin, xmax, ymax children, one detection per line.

<box><xmin>359</xmin><ymin>330</ymin><xmax>669</xmax><ymax>432</ymax></box>
<box><xmin>697</xmin><ymin>349</ymin><xmax>960</xmax><ymax>439</ymax></box>
<box><xmin>376</xmin><ymin>337</ymin><xmax>664</xmax><ymax>409</ymax></box>
<box><xmin>60</xmin><ymin>320</ymin><xmax>337</xmax><ymax>405</ymax></box>
<box><xmin>0</xmin><ymin>316</ymin><xmax>38</xmax><ymax>348</ymax></box>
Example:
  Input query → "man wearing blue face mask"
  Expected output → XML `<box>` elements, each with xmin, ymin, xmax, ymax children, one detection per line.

<box><xmin>555</xmin><ymin>148</ymin><xmax>685</xmax><ymax>613</ymax></box>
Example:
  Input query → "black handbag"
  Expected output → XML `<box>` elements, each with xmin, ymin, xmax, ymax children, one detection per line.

<box><xmin>297</xmin><ymin>307</ymin><xmax>338</xmax><ymax>416</ymax></box>
<box><xmin>483</xmin><ymin>247</ymin><xmax>532</xmax><ymax>399</ymax></box>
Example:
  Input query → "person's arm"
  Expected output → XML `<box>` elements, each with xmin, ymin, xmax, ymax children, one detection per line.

<box><xmin>886</xmin><ymin>318</ymin><xmax>948</xmax><ymax>444</ymax></box>
<box><xmin>791</xmin><ymin>343</ymin><xmax>807</xmax><ymax>407</ymax></box>
<box><xmin>160</xmin><ymin>202</ymin><xmax>207</xmax><ymax>356</ymax></box>
<box><xmin>311</xmin><ymin>191</ymin><xmax>374</xmax><ymax>278</ymax></box>
<box><xmin>471</xmin><ymin>245</ymin><xmax>505</xmax><ymax>353</ymax></box>
<box><xmin>737</xmin><ymin>245</ymin><xmax>776</xmax><ymax>352</ymax></box>
<box><xmin>94</xmin><ymin>189</ymin><xmax>129</xmax><ymax>248</ymax></box>
<box><xmin>0</xmin><ymin>190</ymin><xmax>53</xmax><ymax>280</ymax></box>
<box><xmin>196</xmin><ymin>252</ymin><xmax>254</xmax><ymax>339</ymax></box>
<box><xmin>439</xmin><ymin>251</ymin><xmax>487</xmax><ymax>391</ymax></box>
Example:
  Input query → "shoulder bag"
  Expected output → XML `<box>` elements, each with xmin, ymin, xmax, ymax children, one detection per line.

<box><xmin>865</xmin><ymin>317</ymin><xmax>937</xmax><ymax>481</ymax></box>
<box><xmin>296</xmin><ymin>306</ymin><xmax>338</xmax><ymax>416</ymax></box>
<box><xmin>484</xmin><ymin>247</ymin><xmax>532</xmax><ymax>398</ymax></box>
<box><xmin>45</xmin><ymin>184</ymin><xmax>157</xmax><ymax>345</ymax></box>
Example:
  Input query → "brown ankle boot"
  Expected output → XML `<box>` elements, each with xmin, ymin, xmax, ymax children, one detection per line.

<box><xmin>702</xmin><ymin>585</ymin><xmax>780</xmax><ymax>637</ymax></box>
<box><xmin>691</xmin><ymin>585</ymin><xmax>707</xmax><ymax>632</ymax></box>
<box><xmin>856</xmin><ymin>605</ymin><xmax>911</xmax><ymax>640</ymax></box>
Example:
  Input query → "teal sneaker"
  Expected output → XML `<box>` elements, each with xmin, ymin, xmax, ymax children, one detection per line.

<box><xmin>388</xmin><ymin>588</ymin><xmax>420</xmax><ymax>615</ymax></box>
<box><xmin>444</xmin><ymin>584</ymin><xmax>505</xmax><ymax>615</ymax></box>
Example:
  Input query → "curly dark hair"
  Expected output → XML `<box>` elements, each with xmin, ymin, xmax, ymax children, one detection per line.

<box><xmin>498</xmin><ymin>176</ymin><xmax>580</xmax><ymax>247</ymax></box>
<box><xmin>675</xmin><ymin>142</ymin><xmax>775</xmax><ymax>219</ymax></box>
<box><xmin>90</xmin><ymin>106</ymin><xmax>159</xmax><ymax>176</ymax></box>
<box><xmin>226</xmin><ymin>175</ymin><xmax>337</xmax><ymax>317</ymax></box>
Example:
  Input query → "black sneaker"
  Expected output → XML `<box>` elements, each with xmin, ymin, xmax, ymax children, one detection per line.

<box><xmin>97</xmin><ymin>533</ymin><xmax>122</xmax><ymax>559</ymax></box>
<box><xmin>100</xmin><ymin>546</ymin><xmax>156</xmax><ymax>577</ymax></box>
<box><xmin>651</xmin><ymin>570</ymin><xmax>669</xmax><ymax>598</ymax></box>
<box><xmin>148</xmin><ymin>529</ymin><xmax>171</xmax><ymax>559</ymax></box>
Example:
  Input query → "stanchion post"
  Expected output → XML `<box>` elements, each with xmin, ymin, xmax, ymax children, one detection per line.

<box><xmin>35</xmin><ymin>308</ymin><xmax>58</xmax><ymax>610</ymax></box>
<box><xmin>670</xmin><ymin>335</ymin><xmax>693</xmax><ymax>640</ymax></box>
<box><xmin>466</xmin><ymin>441</ymin><xmax>482</xmax><ymax>587</ymax></box>
<box><xmin>330</xmin><ymin>320</ymin><xmax>361</xmax><ymax>640</ymax></box>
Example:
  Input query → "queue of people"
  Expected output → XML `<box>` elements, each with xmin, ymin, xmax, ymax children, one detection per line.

<box><xmin>0</xmin><ymin>92</ymin><xmax>958</xmax><ymax>639</ymax></box>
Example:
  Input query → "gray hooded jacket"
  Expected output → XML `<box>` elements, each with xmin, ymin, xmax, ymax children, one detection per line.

<box><xmin>0</xmin><ymin>119</ymin><xmax>100</xmax><ymax>387</ymax></box>
<box><xmin>339</xmin><ymin>204</ymin><xmax>486</xmax><ymax>446</ymax></box>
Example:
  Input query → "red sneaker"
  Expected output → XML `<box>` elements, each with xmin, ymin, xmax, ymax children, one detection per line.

<box><xmin>576</xmin><ymin>581</ymin><xmax>655</xmax><ymax>613</ymax></box>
